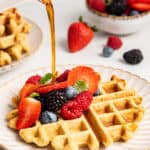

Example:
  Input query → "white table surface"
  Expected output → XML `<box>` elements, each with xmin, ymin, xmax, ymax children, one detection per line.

<box><xmin>0</xmin><ymin>0</ymin><xmax>150</xmax><ymax>85</ymax></box>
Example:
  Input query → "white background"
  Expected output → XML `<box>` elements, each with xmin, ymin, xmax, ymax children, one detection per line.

<box><xmin>0</xmin><ymin>0</ymin><xmax>150</xmax><ymax>85</ymax></box>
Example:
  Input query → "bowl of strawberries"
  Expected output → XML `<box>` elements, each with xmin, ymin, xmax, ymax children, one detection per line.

<box><xmin>86</xmin><ymin>0</ymin><xmax>150</xmax><ymax>35</ymax></box>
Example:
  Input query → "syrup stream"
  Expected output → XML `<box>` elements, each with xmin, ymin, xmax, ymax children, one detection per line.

<box><xmin>41</xmin><ymin>0</ymin><xmax>56</xmax><ymax>81</ymax></box>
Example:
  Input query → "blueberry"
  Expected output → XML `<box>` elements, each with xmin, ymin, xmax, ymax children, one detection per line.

<box><xmin>93</xmin><ymin>89</ymin><xmax>101</xmax><ymax>96</ymax></box>
<box><xmin>129</xmin><ymin>10</ymin><xmax>139</xmax><ymax>16</ymax></box>
<box><xmin>40</xmin><ymin>111</ymin><xmax>58</xmax><ymax>124</ymax></box>
<box><xmin>66</xmin><ymin>86</ymin><xmax>78</xmax><ymax>99</ymax></box>
<box><xmin>102</xmin><ymin>46</ymin><xmax>114</xmax><ymax>57</ymax></box>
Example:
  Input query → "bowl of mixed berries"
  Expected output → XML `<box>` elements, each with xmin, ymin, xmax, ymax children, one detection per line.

<box><xmin>86</xmin><ymin>0</ymin><xmax>150</xmax><ymax>34</ymax></box>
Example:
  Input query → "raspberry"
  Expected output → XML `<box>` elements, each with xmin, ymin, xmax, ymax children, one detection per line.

<box><xmin>74</xmin><ymin>91</ymin><xmax>93</xmax><ymax>111</ymax></box>
<box><xmin>56</xmin><ymin>70</ymin><xmax>70</xmax><ymax>82</ymax></box>
<box><xmin>107</xmin><ymin>36</ymin><xmax>123</xmax><ymax>50</ymax></box>
<box><xmin>26</xmin><ymin>75</ymin><xmax>41</xmax><ymax>84</ymax></box>
<box><xmin>60</xmin><ymin>101</ymin><xmax>82</xmax><ymax>120</ymax></box>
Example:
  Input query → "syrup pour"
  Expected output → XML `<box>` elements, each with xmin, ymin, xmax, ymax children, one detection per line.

<box><xmin>41</xmin><ymin>0</ymin><xmax>56</xmax><ymax>81</ymax></box>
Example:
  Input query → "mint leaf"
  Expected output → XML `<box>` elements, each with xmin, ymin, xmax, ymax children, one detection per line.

<box><xmin>40</xmin><ymin>73</ymin><xmax>52</xmax><ymax>84</ymax></box>
<box><xmin>30</xmin><ymin>92</ymin><xmax>40</xmax><ymax>98</ymax></box>
<box><xmin>74</xmin><ymin>80</ymin><xmax>89</xmax><ymax>93</ymax></box>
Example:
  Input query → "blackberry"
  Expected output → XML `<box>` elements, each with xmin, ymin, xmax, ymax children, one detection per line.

<box><xmin>36</xmin><ymin>89</ymin><xmax>68</xmax><ymax>112</ymax></box>
<box><xmin>106</xmin><ymin>0</ymin><xmax>127</xmax><ymax>16</ymax></box>
<box><xmin>123</xmin><ymin>49</ymin><xmax>143</xmax><ymax>64</ymax></box>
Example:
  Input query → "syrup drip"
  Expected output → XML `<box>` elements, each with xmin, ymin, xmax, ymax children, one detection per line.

<box><xmin>40</xmin><ymin>0</ymin><xmax>56</xmax><ymax>81</ymax></box>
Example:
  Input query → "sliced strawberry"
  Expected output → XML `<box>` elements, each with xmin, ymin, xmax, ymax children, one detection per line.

<box><xmin>67</xmin><ymin>66</ymin><xmax>100</xmax><ymax>94</ymax></box>
<box><xmin>25</xmin><ymin>75</ymin><xmax>41</xmax><ymax>84</ymax></box>
<box><xmin>20</xmin><ymin>83</ymin><xmax>41</xmax><ymax>100</ymax></box>
<box><xmin>130</xmin><ymin>3</ymin><xmax>150</xmax><ymax>11</ymax></box>
<box><xmin>128</xmin><ymin>0</ymin><xmax>150</xmax><ymax>4</ymax></box>
<box><xmin>16</xmin><ymin>97</ymin><xmax>41</xmax><ymax>130</ymax></box>
<box><xmin>36</xmin><ymin>81</ymin><xmax>68</xmax><ymax>94</ymax></box>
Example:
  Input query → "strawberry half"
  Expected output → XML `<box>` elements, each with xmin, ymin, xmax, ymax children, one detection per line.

<box><xmin>16</xmin><ymin>97</ymin><xmax>41</xmax><ymax>130</ymax></box>
<box><xmin>130</xmin><ymin>3</ymin><xmax>150</xmax><ymax>11</ymax></box>
<box><xmin>20</xmin><ymin>83</ymin><xmax>41</xmax><ymax>101</ymax></box>
<box><xmin>36</xmin><ymin>81</ymin><xmax>68</xmax><ymax>94</ymax></box>
<box><xmin>67</xmin><ymin>66</ymin><xmax>100</xmax><ymax>94</ymax></box>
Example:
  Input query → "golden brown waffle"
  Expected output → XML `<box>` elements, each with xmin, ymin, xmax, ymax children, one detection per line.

<box><xmin>6</xmin><ymin>75</ymin><xmax>144</xmax><ymax>149</ymax></box>
<box><xmin>0</xmin><ymin>8</ymin><xmax>31</xmax><ymax>67</ymax></box>
<box><xmin>86</xmin><ymin>75</ymin><xmax>144</xmax><ymax>146</ymax></box>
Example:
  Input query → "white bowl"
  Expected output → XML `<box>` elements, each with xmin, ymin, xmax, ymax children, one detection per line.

<box><xmin>86</xmin><ymin>0</ymin><xmax>150</xmax><ymax>35</ymax></box>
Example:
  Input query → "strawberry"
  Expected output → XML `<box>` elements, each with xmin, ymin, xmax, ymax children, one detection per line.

<box><xmin>88</xmin><ymin>0</ymin><xmax>106</xmax><ymax>12</ymax></box>
<box><xmin>130</xmin><ymin>3</ymin><xmax>150</xmax><ymax>11</ymax></box>
<box><xmin>20</xmin><ymin>83</ymin><xmax>41</xmax><ymax>101</ymax></box>
<box><xmin>16</xmin><ymin>97</ymin><xmax>41</xmax><ymax>130</ymax></box>
<box><xmin>128</xmin><ymin>0</ymin><xmax>150</xmax><ymax>5</ymax></box>
<box><xmin>67</xmin><ymin>66</ymin><xmax>100</xmax><ymax>94</ymax></box>
<box><xmin>36</xmin><ymin>81</ymin><xmax>68</xmax><ymax>94</ymax></box>
<box><xmin>68</xmin><ymin>22</ymin><xmax>93</xmax><ymax>52</ymax></box>
<box><xmin>68</xmin><ymin>16</ymin><xmax>98</xmax><ymax>52</ymax></box>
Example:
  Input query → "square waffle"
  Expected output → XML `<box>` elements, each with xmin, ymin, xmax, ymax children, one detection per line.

<box><xmin>86</xmin><ymin>75</ymin><xmax>144</xmax><ymax>146</ymax></box>
<box><xmin>6</xmin><ymin>75</ymin><xmax>144</xmax><ymax>149</ymax></box>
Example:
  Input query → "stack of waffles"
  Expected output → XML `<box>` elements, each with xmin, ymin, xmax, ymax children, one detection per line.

<box><xmin>0</xmin><ymin>8</ymin><xmax>31</xmax><ymax>67</ymax></box>
<box><xmin>6</xmin><ymin>75</ymin><xmax>144</xmax><ymax>149</ymax></box>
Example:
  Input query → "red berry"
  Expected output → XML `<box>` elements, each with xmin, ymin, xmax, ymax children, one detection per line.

<box><xmin>74</xmin><ymin>91</ymin><xmax>93</xmax><ymax>111</ymax></box>
<box><xmin>107</xmin><ymin>36</ymin><xmax>123</xmax><ymax>50</ymax></box>
<box><xmin>16</xmin><ymin>97</ymin><xmax>41</xmax><ymax>130</ymax></box>
<box><xmin>67</xmin><ymin>66</ymin><xmax>100</xmax><ymax>94</ymax></box>
<box><xmin>26</xmin><ymin>75</ymin><xmax>41</xmax><ymax>84</ymax></box>
<box><xmin>36</xmin><ymin>81</ymin><xmax>68</xmax><ymax>94</ymax></box>
<box><xmin>56</xmin><ymin>70</ymin><xmax>70</xmax><ymax>82</ymax></box>
<box><xmin>68</xmin><ymin>22</ymin><xmax>94</xmax><ymax>52</ymax></box>
<box><xmin>130</xmin><ymin>3</ymin><xmax>150</xmax><ymax>11</ymax></box>
<box><xmin>60</xmin><ymin>101</ymin><xmax>82</xmax><ymax>120</ymax></box>
<box><xmin>88</xmin><ymin>0</ymin><xmax>106</xmax><ymax>12</ymax></box>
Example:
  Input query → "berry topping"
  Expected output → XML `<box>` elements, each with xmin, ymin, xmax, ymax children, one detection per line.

<box><xmin>40</xmin><ymin>111</ymin><xmax>58</xmax><ymax>124</ymax></box>
<box><xmin>60</xmin><ymin>101</ymin><xmax>82</xmax><ymax>120</ymax></box>
<box><xmin>129</xmin><ymin>3</ymin><xmax>150</xmax><ymax>11</ymax></box>
<box><xmin>65</xmin><ymin>86</ymin><xmax>78</xmax><ymax>99</ymax></box>
<box><xmin>16</xmin><ymin>97</ymin><xmax>41</xmax><ymax>130</ymax></box>
<box><xmin>74</xmin><ymin>91</ymin><xmax>93</xmax><ymax>111</ymax></box>
<box><xmin>36</xmin><ymin>81</ymin><xmax>68</xmax><ymax>94</ymax></box>
<box><xmin>106</xmin><ymin>0</ymin><xmax>128</xmax><ymax>15</ymax></box>
<box><xmin>88</xmin><ymin>0</ymin><xmax>106</xmax><ymax>12</ymax></box>
<box><xmin>20</xmin><ymin>83</ymin><xmax>41</xmax><ymax>101</ymax></box>
<box><xmin>93</xmin><ymin>88</ymin><xmax>101</xmax><ymax>96</ymax></box>
<box><xmin>107</xmin><ymin>36</ymin><xmax>123</xmax><ymax>50</ymax></box>
<box><xmin>123</xmin><ymin>49</ymin><xmax>143</xmax><ymax>64</ymax></box>
<box><xmin>67</xmin><ymin>66</ymin><xmax>100</xmax><ymax>94</ymax></box>
<box><xmin>102</xmin><ymin>46</ymin><xmax>114</xmax><ymax>57</ymax></box>
<box><xmin>56</xmin><ymin>70</ymin><xmax>70</xmax><ymax>82</ymax></box>
<box><xmin>25</xmin><ymin>75</ymin><xmax>41</xmax><ymax>84</ymax></box>
<box><xmin>68</xmin><ymin>16</ymin><xmax>97</xmax><ymax>52</ymax></box>
<box><xmin>37</xmin><ymin>89</ymin><xmax>68</xmax><ymax>112</ymax></box>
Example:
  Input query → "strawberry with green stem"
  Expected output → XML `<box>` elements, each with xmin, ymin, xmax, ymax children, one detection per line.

<box><xmin>68</xmin><ymin>16</ymin><xmax>98</xmax><ymax>52</ymax></box>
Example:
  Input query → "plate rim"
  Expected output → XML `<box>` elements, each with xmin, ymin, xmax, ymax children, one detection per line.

<box><xmin>0</xmin><ymin>64</ymin><xmax>150</xmax><ymax>89</ymax></box>
<box><xmin>0</xmin><ymin>16</ymin><xmax>43</xmax><ymax>74</ymax></box>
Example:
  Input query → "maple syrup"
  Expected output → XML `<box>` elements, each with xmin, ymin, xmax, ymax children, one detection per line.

<box><xmin>41</xmin><ymin>0</ymin><xmax>56</xmax><ymax>81</ymax></box>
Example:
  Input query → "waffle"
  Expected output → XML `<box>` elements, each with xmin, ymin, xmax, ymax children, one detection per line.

<box><xmin>0</xmin><ymin>8</ymin><xmax>31</xmax><ymax>67</ymax></box>
<box><xmin>86</xmin><ymin>75</ymin><xmax>144</xmax><ymax>146</ymax></box>
<box><xmin>6</xmin><ymin>75</ymin><xmax>144</xmax><ymax>149</ymax></box>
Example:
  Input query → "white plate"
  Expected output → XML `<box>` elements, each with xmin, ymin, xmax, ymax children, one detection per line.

<box><xmin>0</xmin><ymin>64</ymin><xmax>150</xmax><ymax>150</ymax></box>
<box><xmin>0</xmin><ymin>17</ymin><xmax>43</xmax><ymax>74</ymax></box>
